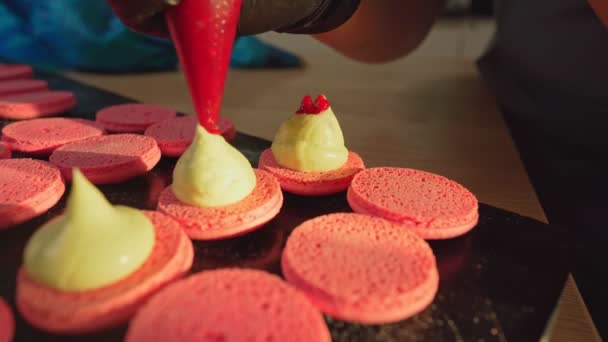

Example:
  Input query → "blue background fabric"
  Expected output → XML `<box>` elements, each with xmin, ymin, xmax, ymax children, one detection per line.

<box><xmin>0</xmin><ymin>0</ymin><xmax>300</xmax><ymax>72</ymax></box>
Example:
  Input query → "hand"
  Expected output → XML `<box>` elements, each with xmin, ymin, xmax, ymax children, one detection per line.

<box><xmin>106</xmin><ymin>0</ymin><xmax>360</xmax><ymax>38</ymax></box>
<box><xmin>106</xmin><ymin>0</ymin><xmax>176</xmax><ymax>37</ymax></box>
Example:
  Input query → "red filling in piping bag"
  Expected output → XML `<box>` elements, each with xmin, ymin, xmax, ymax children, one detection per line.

<box><xmin>166</xmin><ymin>0</ymin><xmax>242</xmax><ymax>134</ymax></box>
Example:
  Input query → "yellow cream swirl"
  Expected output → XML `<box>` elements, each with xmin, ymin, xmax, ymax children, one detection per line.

<box><xmin>24</xmin><ymin>169</ymin><xmax>155</xmax><ymax>291</ymax></box>
<box><xmin>172</xmin><ymin>124</ymin><xmax>256</xmax><ymax>207</ymax></box>
<box><xmin>271</xmin><ymin>95</ymin><xmax>348</xmax><ymax>172</ymax></box>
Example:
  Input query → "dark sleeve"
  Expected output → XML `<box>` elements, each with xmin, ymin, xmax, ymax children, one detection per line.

<box><xmin>237</xmin><ymin>0</ymin><xmax>361</xmax><ymax>35</ymax></box>
<box><xmin>107</xmin><ymin>0</ymin><xmax>361</xmax><ymax>38</ymax></box>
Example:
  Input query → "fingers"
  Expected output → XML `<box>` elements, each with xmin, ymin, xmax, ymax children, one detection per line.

<box><xmin>237</xmin><ymin>0</ymin><xmax>360</xmax><ymax>36</ymax></box>
<box><xmin>238</xmin><ymin>0</ymin><xmax>324</xmax><ymax>35</ymax></box>
<box><xmin>107</xmin><ymin>0</ymin><xmax>179</xmax><ymax>37</ymax></box>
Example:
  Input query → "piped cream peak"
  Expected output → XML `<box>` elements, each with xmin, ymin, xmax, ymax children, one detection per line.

<box><xmin>23</xmin><ymin>169</ymin><xmax>155</xmax><ymax>291</ymax></box>
<box><xmin>172</xmin><ymin>124</ymin><xmax>256</xmax><ymax>207</ymax></box>
<box><xmin>65</xmin><ymin>169</ymin><xmax>114</xmax><ymax>226</ymax></box>
<box><xmin>271</xmin><ymin>94</ymin><xmax>349</xmax><ymax>172</ymax></box>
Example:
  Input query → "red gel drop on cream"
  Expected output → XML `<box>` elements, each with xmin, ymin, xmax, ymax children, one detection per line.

<box><xmin>296</xmin><ymin>94</ymin><xmax>331</xmax><ymax>115</ymax></box>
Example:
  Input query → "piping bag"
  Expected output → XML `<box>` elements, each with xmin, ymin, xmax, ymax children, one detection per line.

<box><xmin>166</xmin><ymin>0</ymin><xmax>243</xmax><ymax>134</ymax></box>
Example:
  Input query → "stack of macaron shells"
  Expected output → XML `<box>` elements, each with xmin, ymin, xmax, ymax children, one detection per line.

<box><xmin>0</xmin><ymin>79</ymin><xmax>47</xmax><ymax>97</ymax></box>
<box><xmin>145</xmin><ymin>115</ymin><xmax>236</xmax><ymax>157</ymax></box>
<box><xmin>0</xmin><ymin>159</ymin><xmax>65</xmax><ymax>230</ymax></box>
<box><xmin>0</xmin><ymin>91</ymin><xmax>76</xmax><ymax>120</ymax></box>
<box><xmin>125</xmin><ymin>269</ymin><xmax>331</xmax><ymax>342</ymax></box>
<box><xmin>158</xmin><ymin>169</ymin><xmax>283</xmax><ymax>240</ymax></box>
<box><xmin>0</xmin><ymin>298</ymin><xmax>14</xmax><ymax>342</ymax></box>
<box><xmin>0</xmin><ymin>69</ymin><xmax>224</xmax><ymax>228</ymax></box>
<box><xmin>0</xmin><ymin>64</ymin><xmax>33</xmax><ymax>81</ymax></box>
<box><xmin>1</xmin><ymin>118</ymin><xmax>105</xmax><ymax>156</ymax></box>
<box><xmin>0</xmin><ymin>64</ymin><xmax>76</xmax><ymax>120</ymax></box>
<box><xmin>17</xmin><ymin>210</ymin><xmax>194</xmax><ymax>334</ymax></box>
<box><xmin>49</xmin><ymin>134</ymin><xmax>161</xmax><ymax>184</ymax></box>
<box><xmin>95</xmin><ymin>103</ymin><xmax>177</xmax><ymax>133</ymax></box>
<box><xmin>347</xmin><ymin>167</ymin><xmax>479</xmax><ymax>240</ymax></box>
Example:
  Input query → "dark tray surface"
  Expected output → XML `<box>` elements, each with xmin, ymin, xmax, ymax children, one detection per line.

<box><xmin>0</xmin><ymin>68</ymin><xmax>570</xmax><ymax>342</ymax></box>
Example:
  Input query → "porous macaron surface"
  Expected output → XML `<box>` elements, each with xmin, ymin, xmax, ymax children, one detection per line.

<box><xmin>0</xmin><ymin>159</ymin><xmax>65</xmax><ymax>230</ymax></box>
<box><xmin>125</xmin><ymin>269</ymin><xmax>331</xmax><ymax>342</ymax></box>
<box><xmin>17</xmin><ymin>211</ymin><xmax>193</xmax><ymax>334</ymax></box>
<box><xmin>2</xmin><ymin>118</ymin><xmax>105</xmax><ymax>156</ymax></box>
<box><xmin>282</xmin><ymin>213</ymin><xmax>439</xmax><ymax>324</ymax></box>
<box><xmin>49</xmin><ymin>134</ymin><xmax>161</xmax><ymax>184</ymax></box>
<box><xmin>96</xmin><ymin>104</ymin><xmax>176</xmax><ymax>133</ymax></box>
<box><xmin>347</xmin><ymin>167</ymin><xmax>479</xmax><ymax>239</ymax></box>
<box><xmin>158</xmin><ymin>169</ymin><xmax>283</xmax><ymax>240</ymax></box>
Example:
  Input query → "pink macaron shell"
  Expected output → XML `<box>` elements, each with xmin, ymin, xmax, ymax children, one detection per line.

<box><xmin>281</xmin><ymin>213</ymin><xmax>439</xmax><ymax>324</ymax></box>
<box><xmin>0</xmin><ymin>298</ymin><xmax>14</xmax><ymax>342</ymax></box>
<box><xmin>347</xmin><ymin>167</ymin><xmax>479</xmax><ymax>240</ymax></box>
<box><xmin>258</xmin><ymin>148</ymin><xmax>365</xmax><ymax>196</ymax></box>
<box><xmin>2</xmin><ymin>118</ymin><xmax>105</xmax><ymax>156</ymax></box>
<box><xmin>0</xmin><ymin>91</ymin><xmax>76</xmax><ymax>120</ymax></box>
<box><xmin>16</xmin><ymin>211</ymin><xmax>194</xmax><ymax>334</ymax></box>
<box><xmin>0</xmin><ymin>159</ymin><xmax>65</xmax><ymax>230</ymax></box>
<box><xmin>0</xmin><ymin>79</ymin><xmax>48</xmax><ymax>96</ymax></box>
<box><xmin>96</xmin><ymin>104</ymin><xmax>177</xmax><ymax>133</ymax></box>
<box><xmin>144</xmin><ymin>115</ymin><xmax>236</xmax><ymax>157</ymax></box>
<box><xmin>49</xmin><ymin>134</ymin><xmax>161</xmax><ymax>184</ymax></box>
<box><xmin>157</xmin><ymin>169</ymin><xmax>283</xmax><ymax>240</ymax></box>
<box><xmin>125</xmin><ymin>269</ymin><xmax>331</xmax><ymax>342</ymax></box>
